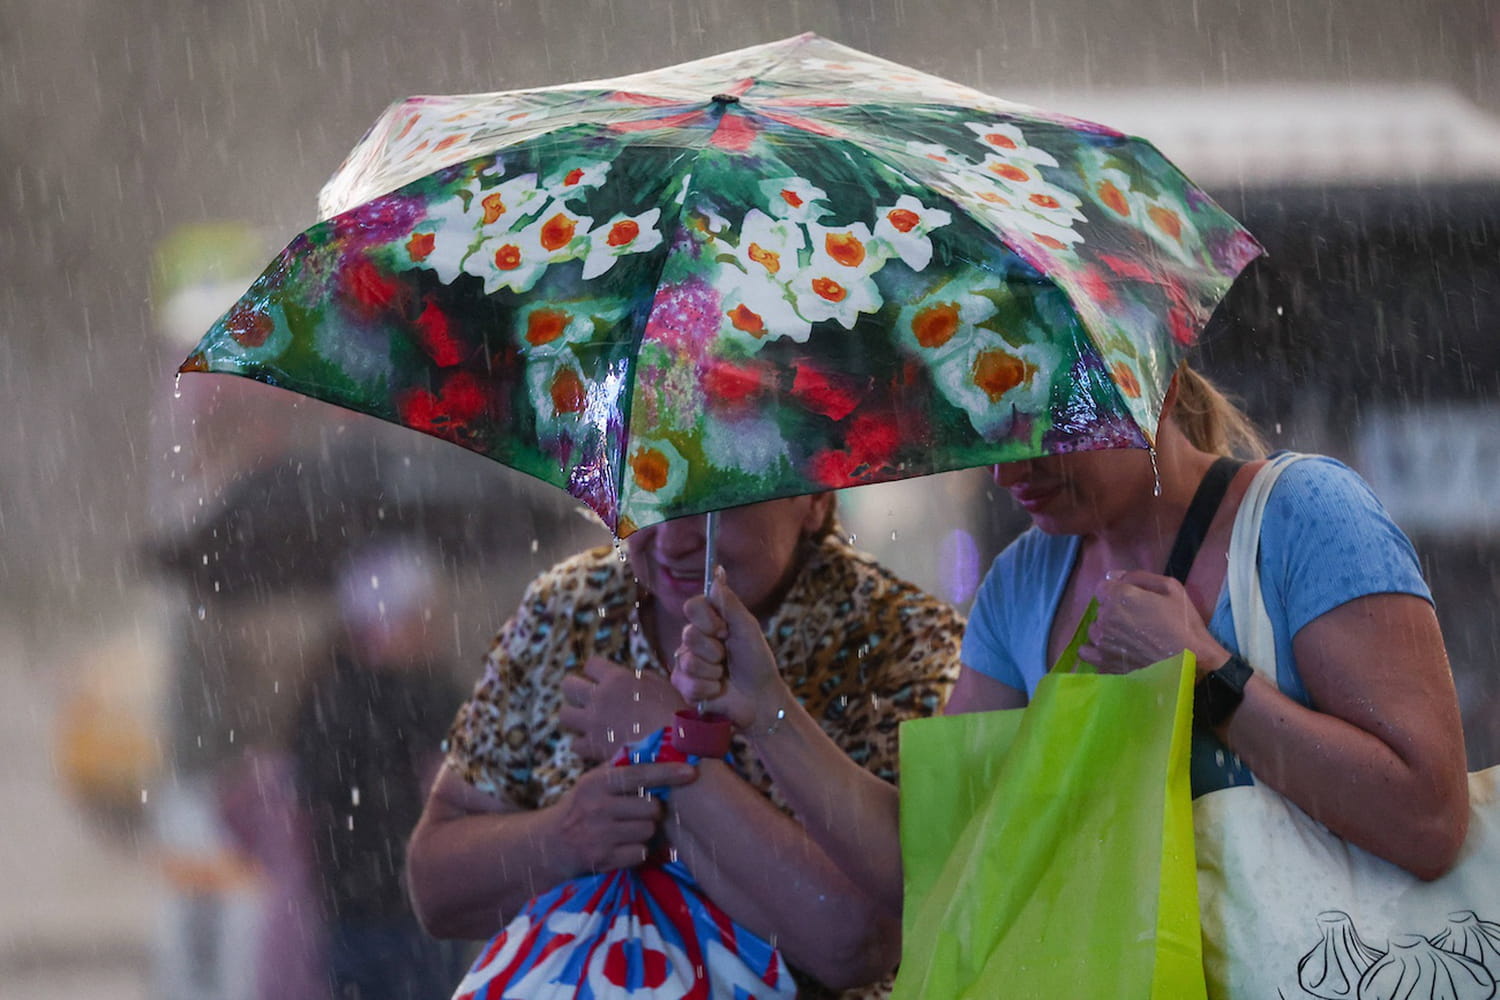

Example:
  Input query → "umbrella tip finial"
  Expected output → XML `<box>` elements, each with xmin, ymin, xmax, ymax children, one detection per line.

<box><xmin>710</xmin><ymin>93</ymin><xmax>740</xmax><ymax>105</ymax></box>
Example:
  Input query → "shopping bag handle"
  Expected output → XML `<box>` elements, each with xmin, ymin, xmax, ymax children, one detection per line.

<box><xmin>1050</xmin><ymin>599</ymin><xmax>1100</xmax><ymax>676</ymax></box>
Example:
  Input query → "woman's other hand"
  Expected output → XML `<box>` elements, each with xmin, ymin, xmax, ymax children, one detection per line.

<box><xmin>551</xmin><ymin>760</ymin><xmax>697</xmax><ymax>874</ymax></box>
<box><xmin>560</xmin><ymin>656</ymin><xmax>686</xmax><ymax>762</ymax></box>
<box><xmin>1082</xmin><ymin>569</ymin><xmax>1227</xmax><ymax>675</ymax></box>
<box><xmin>673</xmin><ymin>567</ymin><xmax>787</xmax><ymax>731</ymax></box>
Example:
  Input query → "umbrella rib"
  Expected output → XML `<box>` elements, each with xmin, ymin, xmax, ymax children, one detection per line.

<box><xmin>604</xmin><ymin>128</ymin><xmax>722</xmax><ymax>532</ymax></box>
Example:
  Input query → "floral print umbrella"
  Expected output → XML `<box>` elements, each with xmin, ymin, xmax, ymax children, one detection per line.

<box><xmin>181</xmin><ymin>33</ymin><xmax>1262</xmax><ymax>535</ymax></box>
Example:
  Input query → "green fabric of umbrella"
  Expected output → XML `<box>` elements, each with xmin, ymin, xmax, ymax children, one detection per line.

<box><xmin>181</xmin><ymin>33</ymin><xmax>1261</xmax><ymax>534</ymax></box>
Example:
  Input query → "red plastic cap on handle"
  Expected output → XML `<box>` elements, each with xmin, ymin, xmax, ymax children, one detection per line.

<box><xmin>672</xmin><ymin>709</ymin><xmax>733</xmax><ymax>758</ymax></box>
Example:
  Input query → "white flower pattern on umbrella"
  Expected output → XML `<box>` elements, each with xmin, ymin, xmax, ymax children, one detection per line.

<box><xmin>791</xmin><ymin>223</ymin><xmax>883</xmax><ymax>329</ymax></box>
<box><xmin>525</xmin><ymin>353</ymin><xmax>592</xmax><ymax>435</ymax></box>
<box><xmin>872</xmin><ymin>194</ymin><xmax>953</xmax><ymax>271</ymax></box>
<box><xmin>965</xmin><ymin>121</ymin><xmax>1061</xmax><ymax>167</ymax></box>
<box><xmin>582</xmin><ymin>208</ymin><xmax>664</xmax><ymax>279</ymax></box>
<box><xmin>896</xmin><ymin>282</ymin><xmax>999</xmax><ymax>363</ymax></box>
<box><xmin>471</xmin><ymin>202</ymin><xmax>592</xmax><ymax>294</ymax></box>
<box><xmin>758</xmin><ymin>176</ymin><xmax>831</xmax><ymax>224</ymax></box>
<box><xmin>544</xmin><ymin>159</ymin><xmax>611</xmax><ymax>200</ymax></box>
<box><xmin>936</xmin><ymin>334</ymin><xmax>1062</xmax><ymax>440</ymax></box>
<box><xmin>618</xmin><ymin>436</ymin><xmax>691</xmax><ymax>525</ymax></box>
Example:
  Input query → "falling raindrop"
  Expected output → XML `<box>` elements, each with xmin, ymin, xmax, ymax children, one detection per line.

<box><xmin>890</xmin><ymin>529</ymin><xmax>899</xmax><ymax>540</ymax></box>
<box><xmin>351</xmin><ymin>787</ymin><xmax>360</xmax><ymax>806</ymax></box>
<box><xmin>171</xmin><ymin>444</ymin><xmax>182</xmax><ymax>454</ymax></box>
<box><xmin>196</xmin><ymin>604</ymin><xmax>206</xmax><ymax>620</ymax></box>
<box><xmin>530</xmin><ymin>538</ymin><xmax>539</xmax><ymax>553</ymax></box>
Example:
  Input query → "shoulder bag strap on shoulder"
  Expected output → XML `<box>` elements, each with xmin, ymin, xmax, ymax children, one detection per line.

<box><xmin>1226</xmin><ymin>452</ymin><xmax>1309</xmax><ymax>688</ymax></box>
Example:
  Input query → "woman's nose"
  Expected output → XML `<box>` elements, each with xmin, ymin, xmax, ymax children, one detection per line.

<box><xmin>655</xmin><ymin>515</ymin><xmax>707</xmax><ymax>556</ymax></box>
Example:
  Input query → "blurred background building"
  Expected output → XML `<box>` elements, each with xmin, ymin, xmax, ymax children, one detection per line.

<box><xmin>3</xmin><ymin>1</ymin><xmax>1498</xmax><ymax>996</ymax></box>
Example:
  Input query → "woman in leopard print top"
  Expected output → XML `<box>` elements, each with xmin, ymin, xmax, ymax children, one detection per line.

<box><xmin>408</xmin><ymin>495</ymin><xmax>963</xmax><ymax>999</ymax></box>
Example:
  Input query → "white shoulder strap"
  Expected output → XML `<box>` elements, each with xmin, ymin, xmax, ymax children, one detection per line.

<box><xmin>1226</xmin><ymin>453</ymin><xmax>1310</xmax><ymax>688</ymax></box>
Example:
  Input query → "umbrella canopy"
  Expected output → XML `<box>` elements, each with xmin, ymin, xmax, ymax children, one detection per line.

<box><xmin>181</xmin><ymin>33</ymin><xmax>1262</xmax><ymax>535</ymax></box>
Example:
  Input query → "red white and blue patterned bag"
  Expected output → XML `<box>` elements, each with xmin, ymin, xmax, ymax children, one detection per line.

<box><xmin>451</xmin><ymin>730</ymin><xmax>796</xmax><ymax>1000</ymax></box>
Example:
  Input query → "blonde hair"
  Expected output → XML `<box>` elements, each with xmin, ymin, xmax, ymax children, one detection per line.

<box><xmin>1171</xmin><ymin>362</ymin><xmax>1269</xmax><ymax>459</ymax></box>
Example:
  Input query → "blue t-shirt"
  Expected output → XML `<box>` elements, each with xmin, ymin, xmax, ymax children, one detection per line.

<box><xmin>961</xmin><ymin>455</ymin><xmax>1432</xmax><ymax>792</ymax></box>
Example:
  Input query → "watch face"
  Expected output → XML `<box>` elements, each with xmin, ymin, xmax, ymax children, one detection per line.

<box><xmin>1219</xmin><ymin>655</ymin><xmax>1253</xmax><ymax>693</ymax></box>
<box><xmin>1199</xmin><ymin>655</ymin><xmax>1251</xmax><ymax>728</ymax></box>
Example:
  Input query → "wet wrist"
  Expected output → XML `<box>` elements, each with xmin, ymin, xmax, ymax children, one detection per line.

<box><xmin>749</xmin><ymin>688</ymin><xmax>794</xmax><ymax>739</ymax></box>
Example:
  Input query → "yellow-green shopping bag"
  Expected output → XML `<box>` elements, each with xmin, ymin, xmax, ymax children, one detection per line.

<box><xmin>893</xmin><ymin>608</ymin><xmax>1206</xmax><ymax>999</ymax></box>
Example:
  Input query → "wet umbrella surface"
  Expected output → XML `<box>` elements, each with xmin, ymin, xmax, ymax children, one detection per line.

<box><xmin>180</xmin><ymin>33</ymin><xmax>1262</xmax><ymax>537</ymax></box>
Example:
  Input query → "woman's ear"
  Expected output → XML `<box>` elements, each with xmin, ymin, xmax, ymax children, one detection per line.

<box><xmin>801</xmin><ymin>492</ymin><xmax>835</xmax><ymax>537</ymax></box>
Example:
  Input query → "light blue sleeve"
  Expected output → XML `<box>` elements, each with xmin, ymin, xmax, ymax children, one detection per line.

<box><xmin>960</xmin><ymin>529</ymin><xmax>1077</xmax><ymax>698</ymax></box>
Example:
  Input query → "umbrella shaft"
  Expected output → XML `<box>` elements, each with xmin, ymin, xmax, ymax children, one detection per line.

<box><xmin>698</xmin><ymin>509</ymin><xmax>719</xmax><ymax>716</ymax></box>
<box><xmin>703</xmin><ymin>509</ymin><xmax>718</xmax><ymax>598</ymax></box>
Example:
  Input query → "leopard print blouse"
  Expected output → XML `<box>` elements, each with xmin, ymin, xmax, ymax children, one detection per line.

<box><xmin>445</xmin><ymin>534</ymin><xmax>964</xmax><ymax>998</ymax></box>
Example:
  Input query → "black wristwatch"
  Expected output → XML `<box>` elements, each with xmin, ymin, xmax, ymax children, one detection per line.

<box><xmin>1194</xmin><ymin>654</ymin><xmax>1254</xmax><ymax>729</ymax></box>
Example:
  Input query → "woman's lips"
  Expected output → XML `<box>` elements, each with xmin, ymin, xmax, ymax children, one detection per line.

<box><xmin>659</xmin><ymin>564</ymin><xmax>705</xmax><ymax>590</ymax></box>
<box><xmin>1012</xmin><ymin>485</ymin><xmax>1061</xmax><ymax>512</ymax></box>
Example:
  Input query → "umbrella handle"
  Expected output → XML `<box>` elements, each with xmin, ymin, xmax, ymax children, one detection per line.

<box><xmin>673</xmin><ymin>510</ymin><xmax>732</xmax><ymax>757</ymax></box>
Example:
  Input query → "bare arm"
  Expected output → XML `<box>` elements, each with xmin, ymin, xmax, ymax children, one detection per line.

<box><xmin>1087</xmin><ymin>574</ymin><xmax>1469</xmax><ymax>879</ymax></box>
<box><xmin>944</xmin><ymin>664</ymin><xmax>1028</xmax><ymax>715</ymax></box>
<box><xmin>1218</xmin><ymin>594</ymin><xmax>1469</xmax><ymax>880</ymax></box>
<box><xmin>405</xmin><ymin>758</ymin><xmax>696</xmax><ymax>939</ymax></box>
<box><xmin>664</xmin><ymin>756</ymin><xmax>902</xmax><ymax>989</ymax></box>
<box><xmin>672</xmin><ymin>572</ymin><xmax>936</xmax><ymax>975</ymax></box>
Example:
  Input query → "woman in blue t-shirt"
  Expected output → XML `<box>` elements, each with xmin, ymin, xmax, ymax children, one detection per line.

<box><xmin>951</xmin><ymin>362</ymin><xmax>1469</xmax><ymax>880</ymax></box>
<box><xmin>673</xmin><ymin>362</ymin><xmax>1469</xmax><ymax>891</ymax></box>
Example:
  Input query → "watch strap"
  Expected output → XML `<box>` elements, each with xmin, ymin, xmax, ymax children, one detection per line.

<box><xmin>1194</xmin><ymin>653</ymin><xmax>1254</xmax><ymax>729</ymax></box>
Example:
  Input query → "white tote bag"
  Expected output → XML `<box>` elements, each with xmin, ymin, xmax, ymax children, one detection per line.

<box><xmin>1196</xmin><ymin>452</ymin><xmax>1500</xmax><ymax>1000</ymax></box>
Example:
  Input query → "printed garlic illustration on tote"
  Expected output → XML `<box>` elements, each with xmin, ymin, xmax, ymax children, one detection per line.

<box><xmin>1293</xmin><ymin>911</ymin><xmax>1500</xmax><ymax>1000</ymax></box>
<box><xmin>1356</xmin><ymin>935</ymin><xmax>1493</xmax><ymax>1000</ymax></box>
<box><xmin>1298</xmin><ymin>911</ymin><xmax>1385</xmax><ymax>1000</ymax></box>
<box><xmin>1432</xmin><ymin>912</ymin><xmax>1500</xmax><ymax>972</ymax></box>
